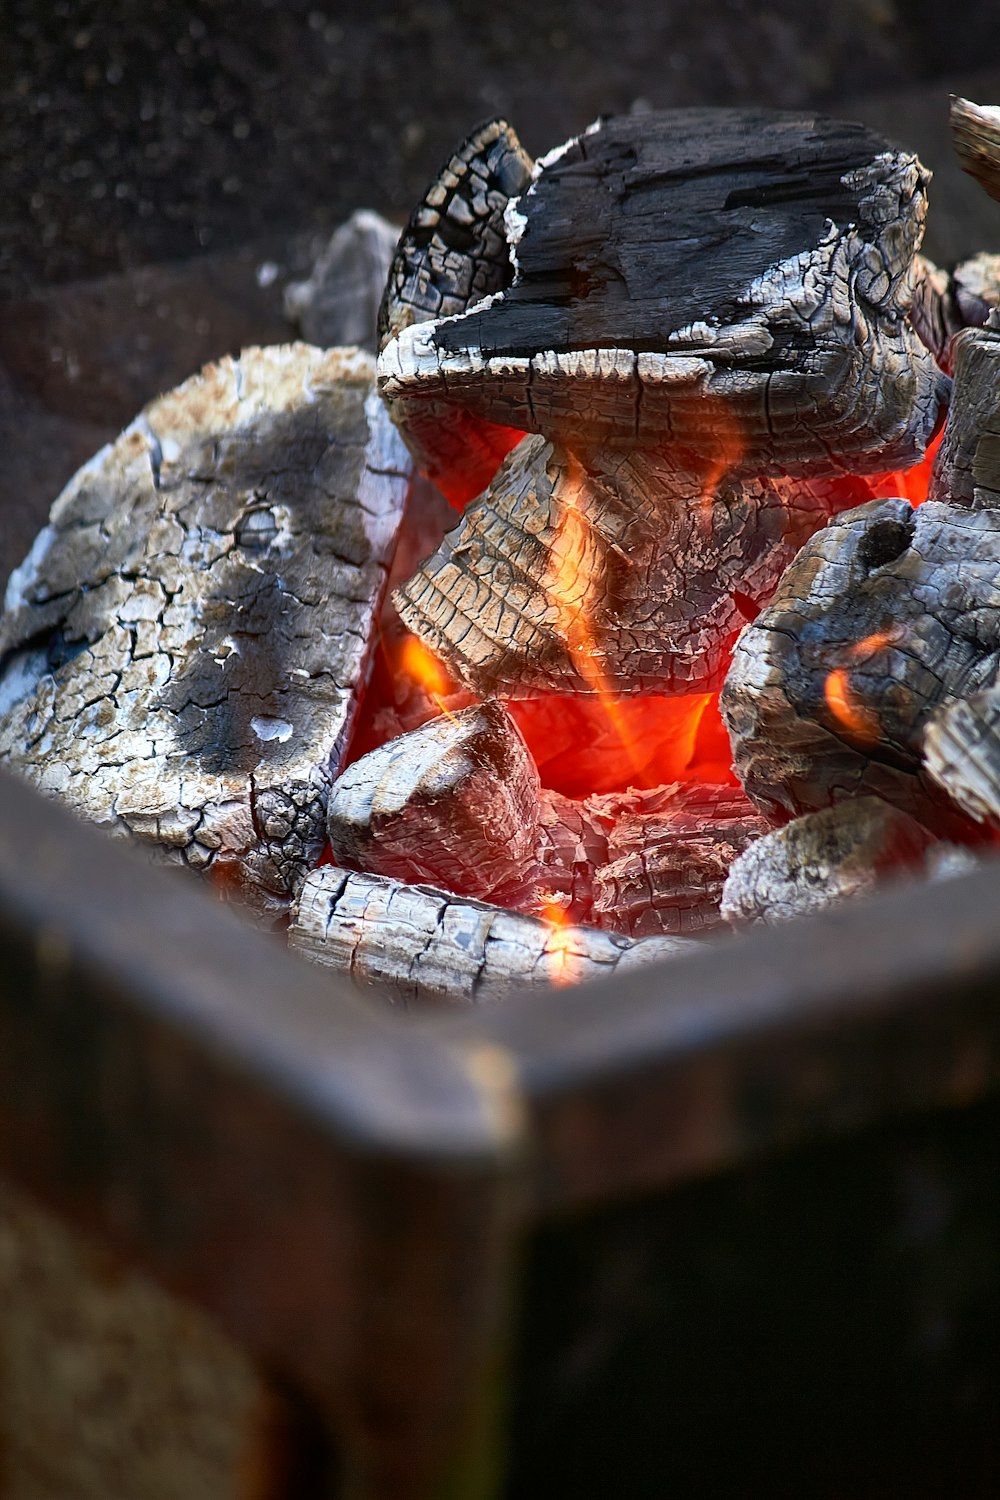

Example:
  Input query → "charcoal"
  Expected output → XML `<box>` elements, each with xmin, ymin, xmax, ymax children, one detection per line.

<box><xmin>928</xmin><ymin>325</ymin><xmax>1000</xmax><ymax>510</ymax></box>
<box><xmin>950</xmin><ymin>96</ymin><xmax>1000</xmax><ymax>206</ymax></box>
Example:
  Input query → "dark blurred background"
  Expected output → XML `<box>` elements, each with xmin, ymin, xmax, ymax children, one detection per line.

<box><xmin>3</xmin><ymin>0</ymin><xmax>1000</xmax><ymax>569</ymax></box>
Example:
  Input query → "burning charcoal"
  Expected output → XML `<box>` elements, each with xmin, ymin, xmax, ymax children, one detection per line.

<box><xmin>289</xmin><ymin>866</ymin><xmax>693</xmax><ymax>1007</ymax></box>
<box><xmin>283</xmin><ymin>209</ymin><xmax>400</xmax><ymax>352</ymax></box>
<box><xmin>950</xmin><ymin>96</ymin><xmax>1000</xmax><ymax>206</ymax></box>
<box><xmin>380</xmin><ymin>110</ymin><xmax>943</xmax><ymax>486</ymax></box>
<box><xmin>395</xmin><ymin>434</ymin><xmax>872</xmax><ymax>700</ymax></box>
<box><xmin>909</xmin><ymin>253</ymin><xmax>1000</xmax><ymax>372</ymax></box>
<box><xmin>534</xmin><ymin>789</ymin><xmax>612</xmax><ymax>922</ymax></box>
<box><xmin>376</xmin><ymin>117</ymin><xmax>535</xmax><ymax>504</ymax></box>
<box><xmin>0</xmin><ymin>346</ymin><xmax>410</xmax><ymax>914</ymax></box>
<box><xmin>720</xmin><ymin>797</ymin><xmax>937</xmax><ymax>927</ymax></box>
<box><xmin>722</xmin><ymin>498</ymin><xmax>1000</xmax><ymax>836</ymax></box>
<box><xmin>923</xmin><ymin>685</ymin><xmax>1000</xmax><ymax>827</ymax></box>
<box><xmin>928</xmin><ymin>325</ymin><xmax>1000</xmax><ymax>509</ymax></box>
<box><xmin>327</xmin><ymin>702</ymin><xmax>540</xmax><ymax>905</ymax></box>
<box><xmin>592</xmin><ymin>784</ymin><xmax>769</xmax><ymax>938</ymax></box>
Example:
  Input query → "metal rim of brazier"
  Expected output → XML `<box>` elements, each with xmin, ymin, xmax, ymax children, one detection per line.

<box><xmin>2</xmin><ymin>764</ymin><xmax>1000</xmax><ymax>1497</ymax></box>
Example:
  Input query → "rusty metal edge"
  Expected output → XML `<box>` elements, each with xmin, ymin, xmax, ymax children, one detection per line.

<box><xmin>0</xmin><ymin>765</ymin><xmax>525</xmax><ymax>1500</ymax></box>
<box><xmin>438</xmin><ymin>851</ymin><xmax>1000</xmax><ymax>1217</ymax></box>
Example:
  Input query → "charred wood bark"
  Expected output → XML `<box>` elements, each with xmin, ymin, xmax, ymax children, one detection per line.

<box><xmin>928</xmin><ymin>325</ymin><xmax>1000</xmax><ymax>509</ymax></box>
<box><xmin>909</xmin><ymin>252</ymin><xmax>1000</xmax><ymax>372</ymax></box>
<box><xmin>376</xmin><ymin>118</ymin><xmax>535</xmax><ymax>504</ymax></box>
<box><xmin>327</xmin><ymin>702</ymin><xmax>540</xmax><ymax>906</ymax></box>
<box><xmin>592</xmin><ymin>784</ymin><xmax>769</xmax><ymax>937</ymax></box>
<box><xmin>923</xmin><ymin>685</ymin><xmax>1000</xmax><ymax>827</ymax></box>
<box><xmin>950</xmin><ymin>96</ymin><xmax>1000</xmax><ymax>206</ymax></box>
<box><xmin>289</xmin><ymin>865</ymin><xmax>692</xmax><ymax>1006</ymax></box>
<box><xmin>380</xmin><ymin>109</ymin><xmax>943</xmax><ymax>482</ymax></box>
<box><xmin>720</xmin><ymin>797</ymin><xmax>937</xmax><ymax>926</ymax></box>
<box><xmin>284</xmin><ymin>209</ymin><xmax>399</xmax><ymax>353</ymax></box>
<box><xmin>721</xmin><ymin>498</ymin><xmax>1000</xmax><ymax>836</ymax></box>
<box><xmin>0</xmin><ymin>346</ymin><xmax>410</xmax><ymax>913</ymax></box>
<box><xmin>395</xmin><ymin>433</ymin><xmax>875</xmax><ymax>700</ymax></box>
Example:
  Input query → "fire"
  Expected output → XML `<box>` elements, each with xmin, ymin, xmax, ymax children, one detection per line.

<box><xmin>399</xmin><ymin>635</ymin><xmax>456</xmax><ymax>717</ymax></box>
<box><xmin>867</xmin><ymin>427</ymin><xmax>943</xmax><ymax>507</ymax></box>
<box><xmin>823</xmin><ymin>630</ymin><xmax>899</xmax><ymax>746</ymax></box>
<box><xmin>695</xmin><ymin>396</ymin><xmax>747</xmax><ymax>524</ymax></box>
<box><xmin>540</xmin><ymin>897</ymin><xmax>580</xmax><ymax>987</ymax></box>
<box><xmin>543</xmin><ymin>453</ymin><xmax>679</xmax><ymax>785</ymax></box>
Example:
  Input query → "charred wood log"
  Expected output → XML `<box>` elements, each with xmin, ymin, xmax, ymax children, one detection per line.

<box><xmin>289</xmin><ymin>865</ymin><xmax>693</xmax><ymax>1007</ymax></box>
<box><xmin>909</xmin><ymin>252</ymin><xmax>1000</xmax><ymax>372</ymax></box>
<box><xmin>283</xmin><ymin>209</ymin><xmax>399</xmax><ymax>353</ymax></box>
<box><xmin>593</xmin><ymin>784</ymin><xmax>769</xmax><ymax>937</ymax></box>
<box><xmin>376</xmin><ymin>117</ymin><xmax>535</xmax><ymax>505</ymax></box>
<box><xmin>721</xmin><ymin>498</ymin><xmax>1000</xmax><ymax>836</ymax></box>
<box><xmin>923</xmin><ymin>685</ymin><xmax>1000</xmax><ymax>827</ymax></box>
<box><xmin>380</xmin><ymin>109</ymin><xmax>944</xmax><ymax>483</ymax></box>
<box><xmin>327</xmin><ymin>702</ymin><xmax>540</xmax><ymax>905</ymax></box>
<box><xmin>395</xmin><ymin>433</ymin><xmax>875</xmax><ymax>700</ymax></box>
<box><xmin>0</xmin><ymin>346</ymin><xmax>410</xmax><ymax>913</ymax></box>
<box><xmin>720</xmin><ymin>797</ymin><xmax>937</xmax><ymax>926</ymax></box>
<box><xmin>950</xmin><ymin>96</ymin><xmax>1000</xmax><ymax>206</ymax></box>
<box><xmin>928</xmin><ymin>325</ymin><xmax>1000</xmax><ymax>509</ymax></box>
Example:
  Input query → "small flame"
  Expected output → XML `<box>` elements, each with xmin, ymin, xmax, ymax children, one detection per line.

<box><xmin>695</xmin><ymin>397</ymin><xmax>747</xmax><ymax>525</ymax></box>
<box><xmin>399</xmin><ymin>636</ymin><xmax>457</xmax><ymax>720</ymax></box>
<box><xmin>541</xmin><ymin>897</ymin><xmax>579</xmax><ymax>987</ymax></box>
<box><xmin>543</xmin><ymin>455</ymin><xmax>656</xmax><ymax>782</ymax></box>
<box><xmin>823</xmin><ymin>630</ymin><xmax>900</xmax><ymax>746</ymax></box>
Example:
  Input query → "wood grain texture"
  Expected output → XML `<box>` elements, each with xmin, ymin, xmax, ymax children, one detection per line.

<box><xmin>0</xmin><ymin>345</ymin><xmax>410</xmax><ymax>913</ymax></box>
<box><xmin>327</xmin><ymin>701</ymin><xmax>541</xmax><ymax>906</ymax></box>
<box><xmin>395</xmin><ymin>432</ymin><xmax>884</xmax><ymax>699</ymax></box>
<box><xmin>928</xmin><ymin>324</ymin><xmax>1000</xmax><ymax>508</ymax></box>
<box><xmin>381</xmin><ymin>109</ymin><xmax>944</xmax><ymax>479</ymax></box>
<box><xmin>721</xmin><ymin>497</ymin><xmax>1000</xmax><ymax>835</ymax></box>
<box><xmin>924</xmin><ymin>684</ymin><xmax>1000</xmax><ymax>826</ymax></box>
<box><xmin>289</xmin><ymin>865</ymin><xmax>693</xmax><ymax>1007</ymax></box>
<box><xmin>720</xmin><ymin>797</ymin><xmax>937</xmax><ymax>926</ymax></box>
<box><xmin>950</xmin><ymin>95</ymin><xmax>1000</xmax><ymax>206</ymax></box>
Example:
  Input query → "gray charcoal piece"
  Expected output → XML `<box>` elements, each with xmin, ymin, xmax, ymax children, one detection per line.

<box><xmin>0</xmin><ymin>344</ymin><xmax>410</xmax><ymax>914</ymax></box>
<box><xmin>290</xmin><ymin>865</ymin><xmax>694</xmax><ymax>1007</ymax></box>
<box><xmin>284</xmin><ymin>209</ymin><xmax>400</xmax><ymax>353</ymax></box>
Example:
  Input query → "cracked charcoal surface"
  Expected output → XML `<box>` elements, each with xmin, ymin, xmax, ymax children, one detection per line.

<box><xmin>379</xmin><ymin>109</ymin><xmax>945</xmax><ymax>482</ymax></box>
<box><xmin>722</xmin><ymin>497</ymin><xmax>1000</xmax><ymax>837</ymax></box>
<box><xmin>289</xmin><ymin>865</ymin><xmax>694</xmax><ymax>1007</ymax></box>
<box><xmin>0</xmin><ymin>344</ymin><xmax>410</xmax><ymax>913</ymax></box>
<box><xmin>720</xmin><ymin>797</ymin><xmax>938</xmax><ymax>926</ymax></box>
<box><xmin>924</xmin><ymin>685</ymin><xmax>1000</xmax><ymax>827</ymax></box>
<box><xmin>395</xmin><ymin>432</ymin><xmax>884</xmax><ymax>699</ymax></box>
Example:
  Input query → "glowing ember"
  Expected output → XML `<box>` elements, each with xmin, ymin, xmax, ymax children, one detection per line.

<box><xmin>399</xmin><ymin>635</ymin><xmax>455</xmax><ymax>715</ymax></box>
<box><xmin>867</xmin><ymin>427</ymin><xmax>943</xmax><ymax>507</ymax></box>
<box><xmin>540</xmin><ymin>897</ymin><xmax>580</xmax><ymax>987</ymax></box>
<box><xmin>824</xmin><ymin>631</ymin><xmax>901</xmax><ymax>746</ymax></box>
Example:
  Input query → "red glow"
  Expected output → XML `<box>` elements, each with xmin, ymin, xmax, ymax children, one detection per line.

<box><xmin>865</xmin><ymin>428</ymin><xmax>943</xmax><ymax>507</ymax></box>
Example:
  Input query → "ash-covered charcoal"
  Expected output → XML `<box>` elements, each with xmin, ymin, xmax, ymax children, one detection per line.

<box><xmin>720</xmin><ymin>797</ymin><xmax>937</xmax><ymax>926</ymax></box>
<box><xmin>376</xmin><ymin>117</ymin><xmax>535</xmax><ymax>504</ymax></box>
<box><xmin>924</xmin><ymin>684</ymin><xmax>1000</xmax><ymax>827</ymax></box>
<box><xmin>722</xmin><ymin>498</ymin><xmax>1000</xmax><ymax>837</ymax></box>
<box><xmin>289</xmin><ymin>865</ymin><xmax>694</xmax><ymax>1007</ymax></box>
<box><xmin>592</xmin><ymin>784</ymin><xmax>769</xmax><ymax>937</ymax></box>
<box><xmin>950</xmin><ymin>96</ymin><xmax>1000</xmax><ymax>207</ymax></box>
<box><xmin>380</xmin><ymin>109</ymin><xmax>944</xmax><ymax>483</ymax></box>
<box><xmin>909</xmin><ymin>252</ymin><xmax>1000</xmax><ymax>372</ymax></box>
<box><xmin>928</xmin><ymin>325</ymin><xmax>1000</xmax><ymax>509</ymax></box>
<box><xmin>534</xmin><ymin>789</ymin><xmax>612</xmax><ymax>922</ymax></box>
<box><xmin>326</xmin><ymin>702</ymin><xmax>540</xmax><ymax>905</ymax></box>
<box><xmin>283</xmin><ymin>209</ymin><xmax>400</xmax><ymax>352</ymax></box>
<box><xmin>0</xmin><ymin>345</ymin><xmax>410</xmax><ymax>914</ymax></box>
<box><xmin>395</xmin><ymin>433</ymin><xmax>873</xmax><ymax>700</ymax></box>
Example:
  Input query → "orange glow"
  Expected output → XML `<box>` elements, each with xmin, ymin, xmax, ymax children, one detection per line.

<box><xmin>866</xmin><ymin>428</ymin><xmax>943</xmax><ymax>508</ymax></box>
<box><xmin>541</xmin><ymin>897</ymin><xmax>579</xmax><ymax>987</ymax></box>
<box><xmin>399</xmin><ymin>636</ymin><xmax>457</xmax><ymax>717</ymax></box>
<box><xmin>542</xmin><ymin>454</ymin><xmax>692</xmax><ymax>786</ymax></box>
<box><xmin>695</xmin><ymin>397</ymin><xmax>747</xmax><ymax>524</ymax></box>
<box><xmin>823</xmin><ymin>631</ymin><xmax>900</xmax><ymax>746</ymax></box>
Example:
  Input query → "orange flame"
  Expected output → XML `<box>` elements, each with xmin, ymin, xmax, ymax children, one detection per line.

<box><xmin>695</xmin><ymin>396</ymin><xmax>747</xmax><ymax>525</ymax></box>
<box><xmin>399</xmin><ymin>636</ymin><xmax>458</xmax><ymax>721</ymax></box>
<box><xmin>823</xmin><ymin>630</ymin><xmax>899</xmax><ymax>746</ymax></box>
<box><xmin>543</xmin><ymin>455</ymin><xmax>661</xmax><ymax>783</ymax></box>
<box><xmin>541</xmin><ymin>897</ymin><xmax>580</xmax><ymax>987</ymax></box>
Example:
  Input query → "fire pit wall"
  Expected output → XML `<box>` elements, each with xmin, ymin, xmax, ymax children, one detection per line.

<box><xmin>3</xmin><ymin>86</ymin><xmax>1000</xmax><ymax>1500</ymax></box>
